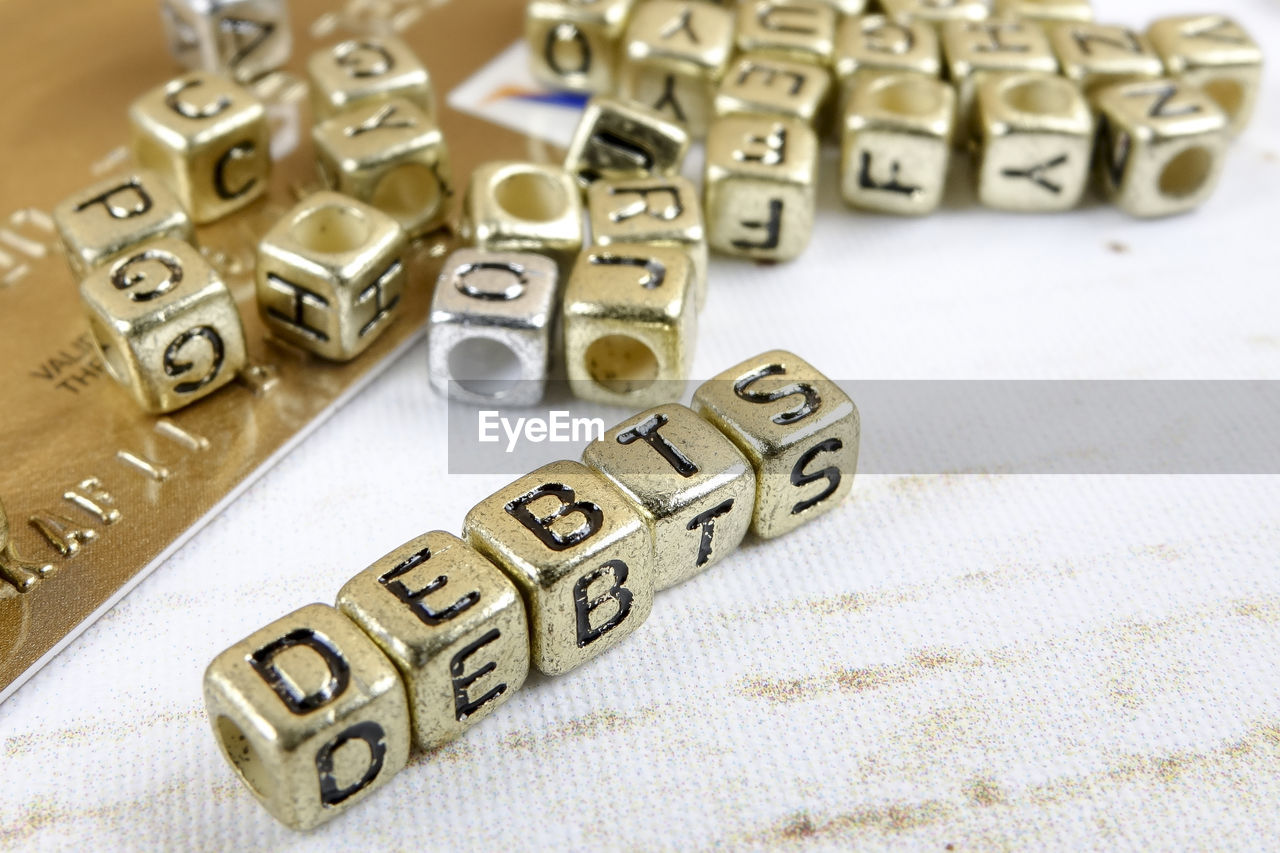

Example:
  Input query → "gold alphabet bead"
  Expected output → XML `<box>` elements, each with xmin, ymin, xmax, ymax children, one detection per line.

<box><xmin>53</xmin><ymin>171</ymin><xmax>193</xmax><ymax>279</ymax></box>
<box><xmin>693</xmin><ymin>349</ymin><xmax>859</xmax><ymax>539</ymax></box>
<box><xmin>463</xmin><ymin>460</ymin><xmax>655</xmax><ymax>676</ymax></box>
<box><xmin>460</xmin><ymin>161</ymin><xmax>583</xmax><ymax>267</ymax></box>
<box><xmin>620</xmin><ymin>0</ymin><xmax>736</xmax><ymax>137</ymax></box>
<box><xmin>992</xmin><ymin>0</ymin><xmax>1090</xmax><ymax>24</ymax></box>
<box><xmin>204</xmin><ymin>603</ymin><xmax>410</xmax><ymax>830</ymax></box>
<box><xmin>878</xmin><ymin>0</ymin><xmax>988</xmax><ymax>28</ymax></box>
<box><xmin>308</xmin><ymin>36</ymin><xmax>435</xmax><ymax>123</ymax></box>
<box><xmin>564</xmin><ymin>96</ymin><xmax>691</xmax><ymax>188</ymax></box>
<box><xmin>256</xmin><ymin>192</ymin><xmax>408</xmax><ymax>361</ymax></box>
<box><xmin>942</xmin><ymin>18</ymin><xmax>1058</xmax><ymax>143</ymax></box>
<box><xmin>714</xmin><ymin>53</ymin><xmax>834</xmax><ymax>128</ymax></box>
<box><xmin>973</xmin><ymin>73</ymin><xmax>1092</xmax><ymax>212</ymax></box>
<box><xmin>704</xmin><ymin>115</ymin><xmax>818</xmax><ymax>262</ymax></box>
<box><xmin>526</xmin><ymin>0</ymin><xmax>636</xmax><ymax>95</ymax></box>
<box><xmin>563</xmin><ymin>244</ymin><xmax>697</xmax><ymax>407</ymax></box>
<box><xmin>1047</xmin><ymin>22</ymin><xmax>1163</xmax><ymax>96</ymax></box>
<box><xmin>1093</xmin><ymin>78</ymin><xmax>1228</xmax><ymax>219</ymax></box>
<box><xmin>736</xmin><ymin>0</ymin><xmax>838</xmax><ymax>67</ymax></box>
<box><xmin>313</xmin><ymin>97</ymin><xmax>453</xmax><ymax>237</ymax></box>
<box><xmin>840</xmin><ymin>73</ymin><xmax>954</xmax><ymax>215</ymax></box>
<box><xmin>128</xmin><ymin>71</ymin><xmax>270</xmax><ymax>224</ymax></box>
<box><xmin>834</xmin><ymin>15</ymin><xmax>941</xmax><ymax>119</ymax></box>
<box><xmin>160</xmin><ymin>0</ymin><xmax>292</xmax><ymax>83</ymax></box>
<box><xmin>1147</xmin><ymin>15</ymin><xmax>1262</xmax><ymax>136</ymax></box>
<box><xmin>583</xmin><ymin>404</ymin><xmax>754</xmax><ymax>589</ymax></box>
<box><xmin>336</xmin><ymin>532</ymin><xmax>529</xmax><ymax>751</ymax></box>
<box><xmin>80</xmin><ymin>238</ymin><xmax>247</xmax><ymax>413</ymax></box>
<box><xmin>586</xmin><ymin>175</ymin><xmax>707</xmax><ymax>308</ymax></box>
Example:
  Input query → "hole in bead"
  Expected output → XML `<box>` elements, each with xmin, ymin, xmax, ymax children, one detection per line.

<box><xmin>1158</xmin><ymin>146</ymin><xmax>1214</xmax><ymax>199</ymax></box>
<box><xmin>447</xmin><ymin>336</ymin><xmax>524</xmax><ymax>397</ymax></box>
<box><xmin>1002</xmin><ymin>78</ymin><xmax>1074</xmax><ymax>116</ymax></box>
<box><xmin>870</xmin><ymin>77</ymin><xmax>943</xmax><ymax>117</ymax></box>
<box><xmin>1201</xmin><ymin>77</ymin><xmax>1244</xmax><ymax>122</ymax></box>
<box><xmin>215</xmin><ymin>715</ymin><xmax>273</xmax><ymax>800</ymax></box>
<box><xmin>370</xmin><ymin>163</ymin><xmax>443</xmax><ymax>225</ymax></box>
<box><xmin>89</xmin><ymin>316</ymin><xmax>130</xmax><ymax>386</ymax></box>
<box><xmin>291</xmin><ymin>203</ymin><xmax>372</xmax><ymax>253</ymax></box>
<box><xmin>492</xmin><ymin>169</ymin><xmax>567</xmax><ymax>222</ymax></box>
<box><xmin>584</xmin><ymin>335</ymin><xmax>659</xmax><ymax>395</ymax></box>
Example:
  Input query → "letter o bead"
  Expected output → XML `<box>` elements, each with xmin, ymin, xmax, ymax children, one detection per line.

<box><xmin>526</xmin><ymin>0</ymin><xmax>637</xmax><ymax>95</ymax></box>
<box><xmin>693</xmin><ymin>350</ymin><xmax>859</xmax><ymax>539</ymax></box>
<box><xmin>464</xmin><ymin>460</ymin><xmax>655</xmax><ymax>676</ymax></box>
<box><xmin>203</xmin><ymin>603</ymin><xmax>411</xmax><ymax>830</ymax></box>
<box><xmin>337</xmin><ymin>532</ymin><xmax>529</xmax><ymax>751</ymax></box>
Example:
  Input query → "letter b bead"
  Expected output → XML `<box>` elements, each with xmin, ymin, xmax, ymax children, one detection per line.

<box><xmin>204</xmin><ymin>604</ymin><xmax>411</xmax><ymax>830</ymax></box>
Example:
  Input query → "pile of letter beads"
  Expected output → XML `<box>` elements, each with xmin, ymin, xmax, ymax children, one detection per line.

<box><xmin>205</xmin><ymin>348</ymin><xmax>859</xmax><ymax>829</ymax></box>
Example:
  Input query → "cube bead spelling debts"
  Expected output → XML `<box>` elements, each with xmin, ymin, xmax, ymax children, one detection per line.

<box><xmin>129</xmin><ymin>71</ymin><xmax>270</xmax><ymax>224</ymax></box>
<box><xmin>308</xmin><ymin>36</ymin><xmax>435</xmax><ymax>122</ymax></box>
<box><xmin>313</xmin><ymin>97</ymin><xmax>453</xmax><ymax>237</ymax></box>
<box><xmin>1147</xmin><ymin>15</ymin><xmax>1262</xmax><ymax>136</ymax></box>
<box><xmin>256</xmin><ymin>192</ymin><xmax>408</xmax><ymax>361</ymax></box>
<box><xmin>428</xmin><ymin>249</ymin><xmax>559</xmax><ymax>405</ymax></box>
<box><xmin>583</xmin><ymin>404</ymin><xmax>754</xmax><ymax>589</ymax></box>
<box><xmin>714</xmin><ymin>53</ymin><xmax>833</xmax><ymax>127</ymax></box>
<box><xmin>973</xmin><ymin>72</ymin><xmax>1092</xmax><ymax>212</ymax></box>
<box><xmin>736</xmin><ymin>0</ymin><xmax>838</xmax><ymax>67</ymax></box>
<box><xmin>460</xmin><ymin>162</ymin><xmax>583</xmax><ymax>267</ymax></box>
<box><xmin>526</xmin><ymin>0</ymin><xmax>636</xmax><ymax>95</ymax></box>
<box><xmin>1047</xmin><ymin>22</ymin><xmax>1163</xmax><ymax>96</ymax></box>
<box><xmin>563</xmin><ymin>244</ymin><xmax>697</xmax><ymax>408</ymax></box>
<box><xmin>204</xmin><ymin>603</ymin><xmax>411</xmax><ymax>830</ymax></box>
<box><xmin>694</xmin><ymin>350</ymin><xmax>859</xmax><ymax>539</ymax></box>
<box><xmin>1094</xmin><ymin>79</ymin><xmax>1228</xmax><ymax>219</ymax></box>
<box><xmin>80</xmin><ymin>238</ymin><xmax>247</xmax><ymax>413</ymax></box>
<box><xmin>53</xmin><ymin>171</ymin><xmax>193</xmax><ymax>279</ymax></box>
<box><xmin>160</xmin><ymin>0</ymin><xmax>292</xmax><ymax>83</ymax></box>
<box><xmin>704</xmin><ymin>115</ymin><xmax>818</xmax><ymax>262</ymax></box>
<box><xmin>941</xmin><ymin>18</ymin><xmax>1058</xmax><ymax>142</ymax></box>
<box><xmin>464</xmin><ymin>460</ymin><xmax>655</xmax><ymax>676</ymax></box>
<box><xmin>564</xmin><ymin>96</ymin><xmax>690</xmax><ymax>188</ymax></box>
<box><xmin>337</xmin><ymin>532</ymin><xmax>529</xmax><ymax>751</ymax></box>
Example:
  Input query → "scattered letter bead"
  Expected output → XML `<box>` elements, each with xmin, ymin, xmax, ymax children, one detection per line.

<box><xmin>1047</xmin><ymin>22</ymin><xmax>1163</xmax><ymax>96</ymax></box>
<box><xmin>1094</xmin><ymin>78</ymin><xmax>1228</xmax><ymax>219</ymax></box>
<box><xmin>160</xmin><ymin>0</ymin><xmax>292</xmax><ymax>83</ymax></box>
<box><xmin>526</xmin><ymin>0</ymin><xmax>636</xmax><ymax>95</ymax></box>
<box><xmin>736</xmin><ymin>0</ymin><xmax>838</xmax><ymax>67</ymax></box>
<box><xmin>464</xmin><ymin>460</ymin><xmax>655</xmax><ymax>676</ymax></box>
<box><xmin>1147</xmin><ymin>15</ymin><xmax>1262</xmax><ymax>136</ymax></box>
<box><xmin>694</xmin><ymin>349</ymin><xmax>859</xmax><ymax>539</ymax></box>
<box><xmin>308</xmin><ymin>36</ymin><xmax>435</xmax><ymax>122</ymax></box>
<box><xmin>942</xmin><ymin>18</ymin><xmax>1058</xmax><ymax>142</ymax></box>
<box><xmin>257</xmin><ymin>192</ymin><xmax>408</xmax><ymax>361</ymax></box>
<box><xmin>460</xmin><ymin>161</ymin><xmax>583</xmax><ymax>267</ymax></box>
<box><xmin>834</xmin><ymin>15</ymin><xmax>941</xmax><ymax>117</ymax></box>
<box><xmin>313</xmin><ymin>97</ymin><xmax>453</xmax><ymax>237</ymax></box>
<box><xmin>53</xmin><ymin>171</ymin><xmax>193</xmax><ymax>279</ymax></box>
<box><xmin>428</xmin><ymin>249</ymin><xmax>559</xmax><ymax>405</ymax></box>
<box><xmin>973</xmin><ymin>72</ymin><xmax>1092</xmax><ymax>212</ymax></box>
<box><xmin>129</xmin><ymin>71</ymin><xmax>270</xmax><ymax>224</ymax></box>
<box><xmin>714</xmin><ymin>53</ymin><xmax>833</xmax><ymax>128</ymax></box>
<box><xmin>840</xmin><ymin>72</ymin><xmax>954</xmax><ymax>215</ymax></box>
<box><xmin>563</xmin><ymin>244</ymin><xmax>698</xmax><ymax>407</ymax></box>
<box><xmin>80</xmin><ymin>238</ymin><xmax>246</xmax><ymax>413</ymax></box>
<box><xmin>583</xmin><ymin>404</ymin><xmax>755</xmax><ymax>589</ymax></box>
<box><xmin>993</xmin><ymin>0</ymin><xmax>1091</xmax><ymax>24</ymax></box>
<box><xmin>564</xmin><ymin>96</ymin><xmax>691</xmax><ymax>188</ymax></box>
<box><xmin>204</xmin><ymin>603</ymin><xmax>411</xmax><ymax>830</ymax></box>
<box><xmin>878</xmin><ymin>0</ymin><xmax>988</xmax><ymax>28</ymax></box>
<box><xmin>336</xmin><ymin>532</ymin><xmax>529</xmax><ymax>751</ymax></box>
<box><xmin>704</xmin><ymin>114</ymin><xmax>818</xmax><ymax>262</ymax></box>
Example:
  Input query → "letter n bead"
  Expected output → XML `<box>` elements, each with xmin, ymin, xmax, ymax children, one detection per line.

<box><xmin>693</xmin><ymin>350</ymin><xmax>859</xmax><ymax>539</ymax></box>
<box><xmin>464</xmin><ymin>460</ymin><xmax>654</xmax><ymax>675</ymax></box>
<box><xmin>203</xmin><ymin>603</ymin><xmax>411</xmax><ymax>830</ymax></box>
<box><xmin>337</xmin><ymin>532</ymin><xmax>529</xmax><ymax>751</ymax></box>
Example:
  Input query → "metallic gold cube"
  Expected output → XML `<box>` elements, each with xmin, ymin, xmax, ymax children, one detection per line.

<box><xmin>840</xmin><ymin>73</ymin><xmax>954</xmax><ymax>215</ymax></box>
<box><xmin>993</xmin><ymin>0</ymin><xmax>1090</xmax><ymax>24</ymax></box>
<box><xmin>313</xmin><ymin>97</ymin><xmax>453</xmax><ymax>237</ymax></box>
<box><xmin>1147</xmin><ymin>15</ymin><xmax>1263</xmax><ymax>136</ymax></box>
<box><xmin>563</xmin><ymin>244</ymin><xmax>697</xmax><ymax>407</ymax></box>
<box><xmin>704</xmin><ymin>115</ymin><xmax>818</xmax><ymax>262</ymax></box>
<box><xmin>526</xmin><ymin>0</ymin><xmax>636</xmax><ymax>94</ymax></box>
<box><xmin>204</xmin><ymin>603</ymin><xmax>410</xmax><ymax>830</ymax></box>
<box><xmin>973</xmin><ymin>72</ymin><xmax>1092</xmax><ymax>211</ymax></box>
<box><xmin>879</xmin><ymin>0</ymin><xmax>988</xmax><ymax>28</ymax></box>
<box><xmin>693</xmin><ymin>349</ymin><xmax>859</xmax><ymax>539</ymax></box>
<box><xmin>583</xmin><ymin>404</ymin><xmax>754</xmax><ymax>589</ymax></box>
<box><xmin>308</xmin><ymin>36</ymin><xmax>435</xmax><ymax>122</ymax></box>
<box><xmin>256</xmin><ymin>192</ymin><xmax>408</xmax><ymax>361</ymax></box>
<box><xmin>564</xmin><ymin>96</ymin><xmax>690</xmax><ymax>188</ymax></box>
<box><xmin>620</xmin><ymin>0</ymin><xmax>736</xmax><ymax>137</ymax></box>
<box><xmin>1094</xmin><ymin>78</ymin><xmax>1228</xmax><ymax>219</ymax></box>
<box><xmin>160</xmin><ymin>0</ymin><xmax>292</xmax><ymax>83</ymax></box>
<box><xmin>463</xmin><ymin>460</ymin><xmax>655</xmax><ymax>676</ymax></box>
<box><xmin>586</xmin><ymin>175</ymin><xmax>707</xmax><ymax>308</ymax></box>
<box><xmin>736</xmin><ymin>0</ymin><xmax>838</xmax><ymax>67</ymax></box>
<box><xmin>128</xmin><ymin>71</ymin><xmax>269</xmax><ymax>224</ymax></box>
<box><xmin>1047</xmin><ymin>22</ymin><xmax>1163</xmax><ymax>96</ymax></box>
<box><xmin>942</xmin><ymin>18</ymin><xmax>1058</xmax><ymax>142</ymax></box>
<box><xmin>80</xmin><ymin>238</ymin><xmax>247</xmax><ymax>413</ymax></box>
<box><xmin>714</xmin><ymin>53</ymin><xmax>834</xmax><ymax>128</ymax></box>
<box><xmin>337</xmin><ymin>531</ymin><xmax>529</xmax><ymax>751</ymax></box>
<box><xmin>834</xmin><ymin>15</ymin><xmax>941</xmax><ymax>118</ymax></box>
<box><xmin>460</xmin><ymin>161</ymin><xmax>583</xmax><ymax>267</ymax></box>
<box><xmin>53</xmin><ymin>171</ymin><xmax>193</xmax><ymax>279</ymax></box>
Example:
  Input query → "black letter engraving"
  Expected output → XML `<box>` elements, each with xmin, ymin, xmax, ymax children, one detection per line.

<box><xmin>316</xmin><ymin>721</ymin><xmax>387</xmax><ymax>806</ymax></box>
<box><xmin>858</xmin><ymin>151</ymin><xmax>921</xmax><ymax>197</ymax></box>
<box><xmin>220</xmin><ymin>16</ymin><xmax>276</xmax><ymax>69</ymax></box>
<box><xmin>455</xmin><ymin>260</ymin><xmax>529</xmax><ymax>301</ymax></box>
<box><xmin>356</xmin><ymin>260</ymin><xmax>402</xmax><ymax>338</ymax></box>
<box><xmin>1071</xmin><ymin>27</ymin><xmax>1144</xmax><ymax>57</ymax></box>
<box><xmin>250</xmin><ymin>628</ymin><xmax>351</xmax><ymax>714</ymax></box>
<box><xmin>165</xmin><ymin>326</ymin><xmax>225</xmax><ymax>394</ymax></box>
<box><xmin>378</xmin><ymin>545</ymin><xmax>479</xmax><ymax>626</ymax></box>
<box><xmin>213</xmin><ymin>141</ymin><xmax>258</xmax><ymax>200</ymax></box>
<box><xmin>790</xmin><ymin>438</ymin><xmax>844</xmax><ymax>515</ymax></box>
<box><xmin>1126</xmin><ymin>83</ymin><xmax>1201</xmax><ymax>119</ymax></box>
<box><xmin>588</xmin><ymin>252</ymin><xmax>666</xmax><ymax>289</ymax></box>
<box><xmin>347</xmin><ymin>103</ymin><xmax>414</xmax><ymax>137</ymax></box>
<box><xmin>544</xmin><ymin>23</ymin><xmax>591</xmax><ymax>76</ymax></box>
<box><xmin>687</xmin><ymin>499</ymin><xmax>735</xmax><ymax>567</ymax></box>
<box><xmin>660</xmin><ymin>8</ymin><xmax>700</xmax><ymax>44</ymax></box>
<box><xmin>731</xmin><ymin>199</ymin><xmax>784</xmax><ymax>251</ymax></box>
<box><xmin>266</xmin><ymin>274</ymin><xmax>330</xmax><ymax>342</ymax></box>
<box><xmin>335</xmin><ymin>41</ymin><xmax>393</xmax><ymax>77</ymax></box>
<box><xmin>165</xmin><ymin>77</ymin><xmax>232</xmax><ymax>119</ymax></box>
<box><xmin>734</xmin><ymin>363</ymin><xmax>821</xmax><ymax>424</ymax></box>
<box><xmin>574</xmin><ymin>560</ymin><xmax>633</xmax><ymax>647</ymax></box>
<box><xmin>616</xmin><ymin>413</ymin><xmax>698</xmax><ymax>477</ymax></box>
<box><xmin>505</xmin><ymin>483</ymin><xmax>603</xmax><ymax>551</ymax></box>
<box><xmin>1001</xmin><ymin>153</ymin><xmax>1069</xmax><ymax>194</ymax></box>
<box><xmin>608</xmin><ymin>184</ymin><xmax>683</xmax><ymax>223</ymax></box>
<box><xmin>450</xmin><ymin>628</ymin><xmax>506</xmax><ymax>720</ymax></box>
<box><xmin>652</xmin><ymin>73</ymin><xmax>688</xmax><ymax>122</ymax></box>
<box><xmin>75</xmin><ymin>179</ymin><xmax>152</xmax><ymax>220</ymax></box>
<box><xmin>112</xmin><ymin>249</ymin><xmax>183</xmax><ymax>302</ymax></box>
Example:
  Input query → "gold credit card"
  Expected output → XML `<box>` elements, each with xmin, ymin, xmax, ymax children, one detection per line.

<box><xmin>0</xmin><ymin>0</ymin><xmax>534</xmax><ymax>701</ymax></box>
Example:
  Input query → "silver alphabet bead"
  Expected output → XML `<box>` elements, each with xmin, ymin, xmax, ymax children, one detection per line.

<box><xmin>161</xmin><ymin>0</ymin><xmax>292</xmax><ymax>83</ymax></box>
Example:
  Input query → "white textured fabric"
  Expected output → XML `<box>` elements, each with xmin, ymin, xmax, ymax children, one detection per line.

<box><xmin>3</xmin><ymin>2</ymin><xmax>1280</xmax><ymax>849</ymax></box>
